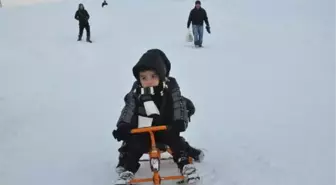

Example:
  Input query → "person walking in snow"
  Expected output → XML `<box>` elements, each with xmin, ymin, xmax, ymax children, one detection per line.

<box><xmin>187</xmin><ymin>0</ymin><xmax>210</xmax><ymax>47</ymax></box>
<box><xmin>102</xmin><ymin>0</ymin><xmax>108</xmax><ymax>7</ymax></box>
<box><xmin>74</xmin><ymin>3</ymin><xmax>92</xmax><ymax>43</ymax></box>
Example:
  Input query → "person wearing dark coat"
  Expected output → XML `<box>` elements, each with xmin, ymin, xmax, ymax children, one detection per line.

<box><xmin>74</xmin><ymin>3</ymin><xmax>92</xmax><ymax>42</ymax></box>
<box><xmin>112</xmin><ymin>50</ymin><xmax>201</xmax><ymax>185</ymax></box>
<box><xmin>102</xmin><ymin>0</ymin><xmax>108</xmax><ymax>7</ymax></box>
<box><xmin>187</xmin><ymin>0</ymin><xmax>211</xmax><ymax>47</ymax></box>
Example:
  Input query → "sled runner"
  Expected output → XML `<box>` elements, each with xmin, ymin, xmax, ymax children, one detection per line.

<box><xmin>128</xmin><ymin>125</ymin><xmax>193</xmax><ymax>185</ymax></box>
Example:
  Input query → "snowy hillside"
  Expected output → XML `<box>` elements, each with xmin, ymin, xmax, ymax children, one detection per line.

<box><xmin>0</xmin><ymin>0</ymin><xmax>64</xmax><ymax>7</ymax></box>
<box><xmin>0</xmin><ymin>0</ymin><xmax>334</xmax><ymax>185</ymax></box>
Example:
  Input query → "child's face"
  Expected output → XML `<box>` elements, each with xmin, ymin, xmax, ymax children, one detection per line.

<box><xmin>139</xmin><ymin>70</ymin><xmax>160</xmax><ymax>88</ymax></box>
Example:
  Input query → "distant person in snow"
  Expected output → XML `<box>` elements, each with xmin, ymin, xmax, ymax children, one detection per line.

<box><xmin>74</xmin><ymin>3</ymin><xmax>92</xmax><ymax>43</ymax></box>
<box><xmin>102</xmin><ymin>0</ymin><xmax>108</xmax><ymax>7</ymax></box>
<box><xmin>187</xmin><ymin>0</ymin><xmax>211</xmax><ymax>47</ymax></box>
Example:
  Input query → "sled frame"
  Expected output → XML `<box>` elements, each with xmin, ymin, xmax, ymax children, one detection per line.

<box><xmin>139</xmin><ymin>147</ymin><xmax>193</xmax><ymax>164</ymax></box>
<box><xmin>128</xmin><ymin>126</ymin><xmax>186</xmax><ymax>185</ymax></box>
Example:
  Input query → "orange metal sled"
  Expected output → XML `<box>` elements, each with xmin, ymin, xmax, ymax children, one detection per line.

<box><xmin>128</xmin><ymin>126</ymin><xmax>187</xmax><ymax>185</ymax></box>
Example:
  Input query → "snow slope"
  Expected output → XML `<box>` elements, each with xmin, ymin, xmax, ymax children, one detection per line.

<box><xmin>0</xmin><ymin>0</ymin><xmax>334</xmax><ymax>185</ymax></box>
<box><xmin>0</xmin><ymin>0</ymin><xmax>64</xmax><ymax>7</ymax></box>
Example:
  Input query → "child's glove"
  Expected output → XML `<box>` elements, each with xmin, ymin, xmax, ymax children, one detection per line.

<box><xmin>172</xmin><ymin>120</ymin><xmax>188</xmax><ymax>132</ymax></box>
<box><xmin>184</xmin><ymin>97</ymin><xmax>195</xmax><ymax>121</ymax></box>
<box><xmin>112</xmin><ymin>123</ymin><xmax>133</xmax><ymax>141</ymax></box>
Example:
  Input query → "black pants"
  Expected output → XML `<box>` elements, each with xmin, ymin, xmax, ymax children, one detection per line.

<box><xmin>123</xmin><ymin>130</ymin><xmax>189</xmax><ymax>173</ymax></box>
<box><xmin>117</xmin><ymin>136</ymin><xmax>201</xmax><ymax>168</ymax></box>
<box><xmin>78</xmin><ymin>24</ymin><xmax>90</xmax><ymax>39</ymax></box>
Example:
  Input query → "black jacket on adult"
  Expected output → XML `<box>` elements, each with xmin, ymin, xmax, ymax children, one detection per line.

<box><xmin>74</xmin><ymin>9</ymin><xmax>90</xmax><ymax>25</ymax></box>
<box><xmin>187</xmin><ymin>7</ymin><xmax>210</xmax><ymax>28</ymax></box>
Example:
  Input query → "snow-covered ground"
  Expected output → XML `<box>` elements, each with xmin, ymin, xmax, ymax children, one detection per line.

<box><xmin>0</xmin><ymin>0</ymin><xmax>334</xmax><ymax>185</ymax></box>
<box><xmin>0</xmin><ymin>0</ymin><xmax>65</xmax><ymax>7</ymax></box>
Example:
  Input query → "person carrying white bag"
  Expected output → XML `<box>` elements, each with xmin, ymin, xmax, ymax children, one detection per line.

<box><xmin>187</xmin><ymin>0</ymin><xmax>211</xmax><ymax>47</ymax></box>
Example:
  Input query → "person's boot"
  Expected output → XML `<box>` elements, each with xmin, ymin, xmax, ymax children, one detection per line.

<box><xmin>77</xmin><ymin>36</ymin><xmax>82</xmax><ymax>41</ymax></box>
<box><xmin>197</xmin><ymin>39</ymin><xmax>203</xmax><ymax>47</ymax></box>
<box><xmin>194</xmin><ymin>40</ymin><xmax>199</xmax><ymax>47</ymax></box>
<box><xmin>86</xmin><ymin>36</ymin><xmax>92</xmax><ymax>43</ymax></box>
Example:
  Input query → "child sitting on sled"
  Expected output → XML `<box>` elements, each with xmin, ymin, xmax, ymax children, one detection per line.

<box><xmin>114</xmin><ymin>90</ymin><xmax>204</xmax><ymax>174</ymax></box>
<box><xmin>112</xmin><ymin>50</ymin><xmax>200</xmax><ymax>185</ymax></box>
<box><xmin>113</xmin><ymin>49</ymin><xmax>204</xmax><ymax>174</ymax></box>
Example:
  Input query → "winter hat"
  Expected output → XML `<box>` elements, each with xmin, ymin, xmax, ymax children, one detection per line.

<box><xmin>132</xmin><ymin>51</ymin><xmax>167</xmax><ymax>82</ymax></box>
<box><xmin>146</xmin><ymin>49</ymin><xmax>171</xmax><ymax>76</ymax></box>
<box><xmin>78</xmin><ymin>3</ymin><xmax>84</xmax><ymax>9</ymax></box>
<box><xmin>195</xmin><ymin>0</ymin><xmax>201</xmax><ymax>5</ymax></box>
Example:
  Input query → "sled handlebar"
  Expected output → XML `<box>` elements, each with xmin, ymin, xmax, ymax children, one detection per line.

<box><xmin>131</xmin><ymin>126</ymin><xmax>169</xmax><ymax>150</ymax></box>
<box><xmin>131</xmin><ymin>125</ymin><xmax>168</xmax><ymax>134</ymax></box>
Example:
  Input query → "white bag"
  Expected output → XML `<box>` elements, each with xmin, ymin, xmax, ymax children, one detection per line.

<box><xmin>186</xmin><ymin>30</ymin><xmax>193</xmax><ymax>42</ymax></box>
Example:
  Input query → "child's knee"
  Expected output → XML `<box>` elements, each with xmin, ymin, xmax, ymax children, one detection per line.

<box><xmin>128</xmin><ymin>136</ymin><xmax>150</xmax><ymax>153</ymax></box>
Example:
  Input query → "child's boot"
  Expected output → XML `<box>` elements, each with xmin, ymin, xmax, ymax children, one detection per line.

<box><xmin>182</xmin><ymin>164</ymin><xmax>200</xmax><ymax>184</ymax></box>
<box><xmin>195</xmin><ymin>150</ymin><xmax>205</xmax><ymax>162</ymax></box>
<box><xmin>115</xmin><ymin>165</ymin><xmax>125</xmax><ymax>174</ymax></box>
<box><xmin>189</xmin><ymin>147</ymin><xmax>205</xmax><ymax>163</ymax></box>
<box><xmin>114</xmin><ymin>171</ymin><xmax>134</xmax><ymax>185</ymax></box>
<box><xmin>116</xmin><ymin>163</ymin><xmax>140</xmax><ymax>174</ymax></box>
<box><xmin>185</xmin><ymin>141</ymin><xmax>205</xmax><ymax>163</ymax></box>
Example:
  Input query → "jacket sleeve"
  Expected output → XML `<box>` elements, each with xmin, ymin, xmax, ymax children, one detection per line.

<box><xmin>167</xmin><ymin>77</ymin><xmax>189</xmax><ymax>131</ymax></box>
<box><xmin>117</xmin><ymin>91</ymin><xmax>137</xmax><ymax>127</ymax></box>
<box><xmin>74</xmin><ymin>11</ymin><xmax>79</xmax><ymax>20</ymax></box>
<box><xmin>130</xmin><ymin>81</ymin><xmax>140</xmax><ymax>91</ymax></box>
<box><xmin>85</xmin><ymin>10</ymin><xmax>90</xmax><ymax>20</ymax></box>
<box><xmin>203</xmin><ymin>9</ymin><xmax>210</xmax><ymax>27</ymax></box>
<box><xmin>182</xmin><ymin>96</ymin><xmax>195</xmax><ymax>119</ymax></box>
<box><xmin>187</xmin><ymin>9</ymin><xmax>193</xmax><ymax>28</ymax></box>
